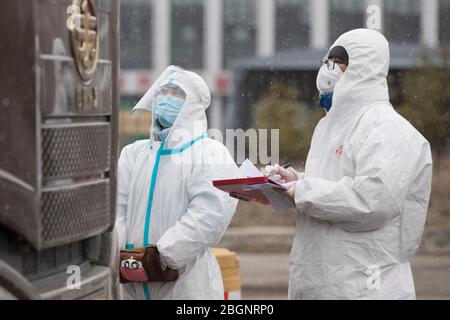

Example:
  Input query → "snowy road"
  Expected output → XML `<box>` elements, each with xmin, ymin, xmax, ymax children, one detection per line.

<box><xmin>238</xmin><ymin>253</ymin><xmax>450</xmax><ymax>300</ymax></box>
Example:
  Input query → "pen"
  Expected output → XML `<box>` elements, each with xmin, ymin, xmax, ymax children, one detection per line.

<box><xmin>282</xmin><ymin>163</ymin><xmax>292</xmax><ymax>169</ymax></box>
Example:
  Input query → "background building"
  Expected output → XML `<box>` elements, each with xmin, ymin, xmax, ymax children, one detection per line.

<box><xmin>119</xmin><ymin>0</ymin><xmax>450</xmax><ymax>144</ymax></box>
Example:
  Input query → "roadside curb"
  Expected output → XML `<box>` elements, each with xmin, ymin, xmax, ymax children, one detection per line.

<box><xmin>219</xmin><ymin>226</ymin><xmax>450</xmax><ymax>255</ymax></box>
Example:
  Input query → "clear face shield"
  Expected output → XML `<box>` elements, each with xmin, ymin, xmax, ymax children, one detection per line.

<box><xmin>153</xmin><ymin>83</ymin><xmax>187</xmax><ymax>132</ymax></box>
<box><xmin>130</xmin><ymin>65</ymin><xmax>186</xmax><ymax>118</ymax></box>
<box><xmin>152</xmin><ymin>83</ymin><xmax>187</xmax><ymax>110</ymax></box>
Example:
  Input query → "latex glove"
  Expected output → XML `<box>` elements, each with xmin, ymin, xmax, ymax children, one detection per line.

<box><xmin>284</xmin><ymin>181</ymin><xmax>296</xmax><ymax>200</ymax></box>
<box><xmin>264</xmin><ymin>164</ymin><xmax>297</xmax><ymax>183</ymax></box>
<box><xmin>271</xmin><ymin>181</ymin><xmax>296</xmax><ymax>207</ymax></box>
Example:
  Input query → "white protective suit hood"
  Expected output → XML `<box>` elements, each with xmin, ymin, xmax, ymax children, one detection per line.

<box><xmin>289</xmin><ymin>28</ymin><xmax>432</xmax><ymax>300</ymax></box>
<box><xmin>329</xmin><ymin>28</ymin><xmax>390</xmax><ymax>115</ymax></box>
<box><xmin>131</xmin><ymin>65</ymin><xmax>211</xmax><ymax>149</ymax></box>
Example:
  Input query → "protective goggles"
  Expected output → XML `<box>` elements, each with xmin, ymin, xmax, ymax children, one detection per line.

<box><xmin>321</xmin><ymin>45</ymin><xmax>349</xmax><ymax>70</ymax></box>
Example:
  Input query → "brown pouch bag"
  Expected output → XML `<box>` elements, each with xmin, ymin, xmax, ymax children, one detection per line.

<box><xmin>119</xmin><ymin>246</ymin><xmax>178</xmax><ymax>284</ymax></box>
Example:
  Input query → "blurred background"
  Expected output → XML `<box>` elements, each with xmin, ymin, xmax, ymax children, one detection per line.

<box><xmin>119</xmin><ymin>0</ymin><xmax>450</xmax><ymax>299</ymax></box>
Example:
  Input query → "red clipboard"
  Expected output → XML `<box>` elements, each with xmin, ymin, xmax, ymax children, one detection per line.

<box><xmin>212</xmin><ymin>176</ymin><xmax>285</xmax><ymax>205</ymax></box>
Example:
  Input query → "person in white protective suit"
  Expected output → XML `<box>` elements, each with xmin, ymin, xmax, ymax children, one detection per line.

<box><xmin>115</xmin><ymin>66</ymin><xmax>238</xmax><ymax>300</ymax></box>
<box><xmin>266</xmin><ymin>29</ymin><xmax>432</xmax><ymax>299</ymax></box>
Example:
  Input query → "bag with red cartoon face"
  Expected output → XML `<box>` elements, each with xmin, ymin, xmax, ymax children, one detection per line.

<box><xmin>119</xmin><ymin>246</ymin><xmax>179</xmax><ymax>283</ymax></box>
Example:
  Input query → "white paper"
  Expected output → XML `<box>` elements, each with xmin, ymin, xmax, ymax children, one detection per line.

<box><xmin>261</xmin><ymin>188</ymin><xmax>294</xmax><ymax>214</ymax></box>
<box><xmin>237</xmin><ymin>159</ymin><xmax>264</xmax><ymax>177</ymax></box>
<box><xmin>237</xmin><ymin>159</ymin><xmax>294</xmax><ymax>214</ymax></box>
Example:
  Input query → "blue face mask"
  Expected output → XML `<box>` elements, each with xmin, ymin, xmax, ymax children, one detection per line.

<box><xmin>318</xmin><ymin>92</ymin><xmax>333</xmax><ymax>112</ymax></box>
<box><xmin>154</xmin><ymin>95</ymin><xmax>185</xmax><ymax>128</ymax></box>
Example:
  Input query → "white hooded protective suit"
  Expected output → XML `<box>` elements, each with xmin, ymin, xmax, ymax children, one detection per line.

<box><xmin>116</xmin><ymin>66</ymin><xmax>238</xmax><ymax>300</ymax></box>
<box><xmin>289</xmin><ymin>29</ymin><xmax>432</xmax><ymax>299</ymax></box>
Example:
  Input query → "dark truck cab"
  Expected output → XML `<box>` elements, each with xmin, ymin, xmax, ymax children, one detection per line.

<box><xmin>0</xmin><ymin>0</ymin><xmax>119</xmax><ymax>299</ymax></box>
